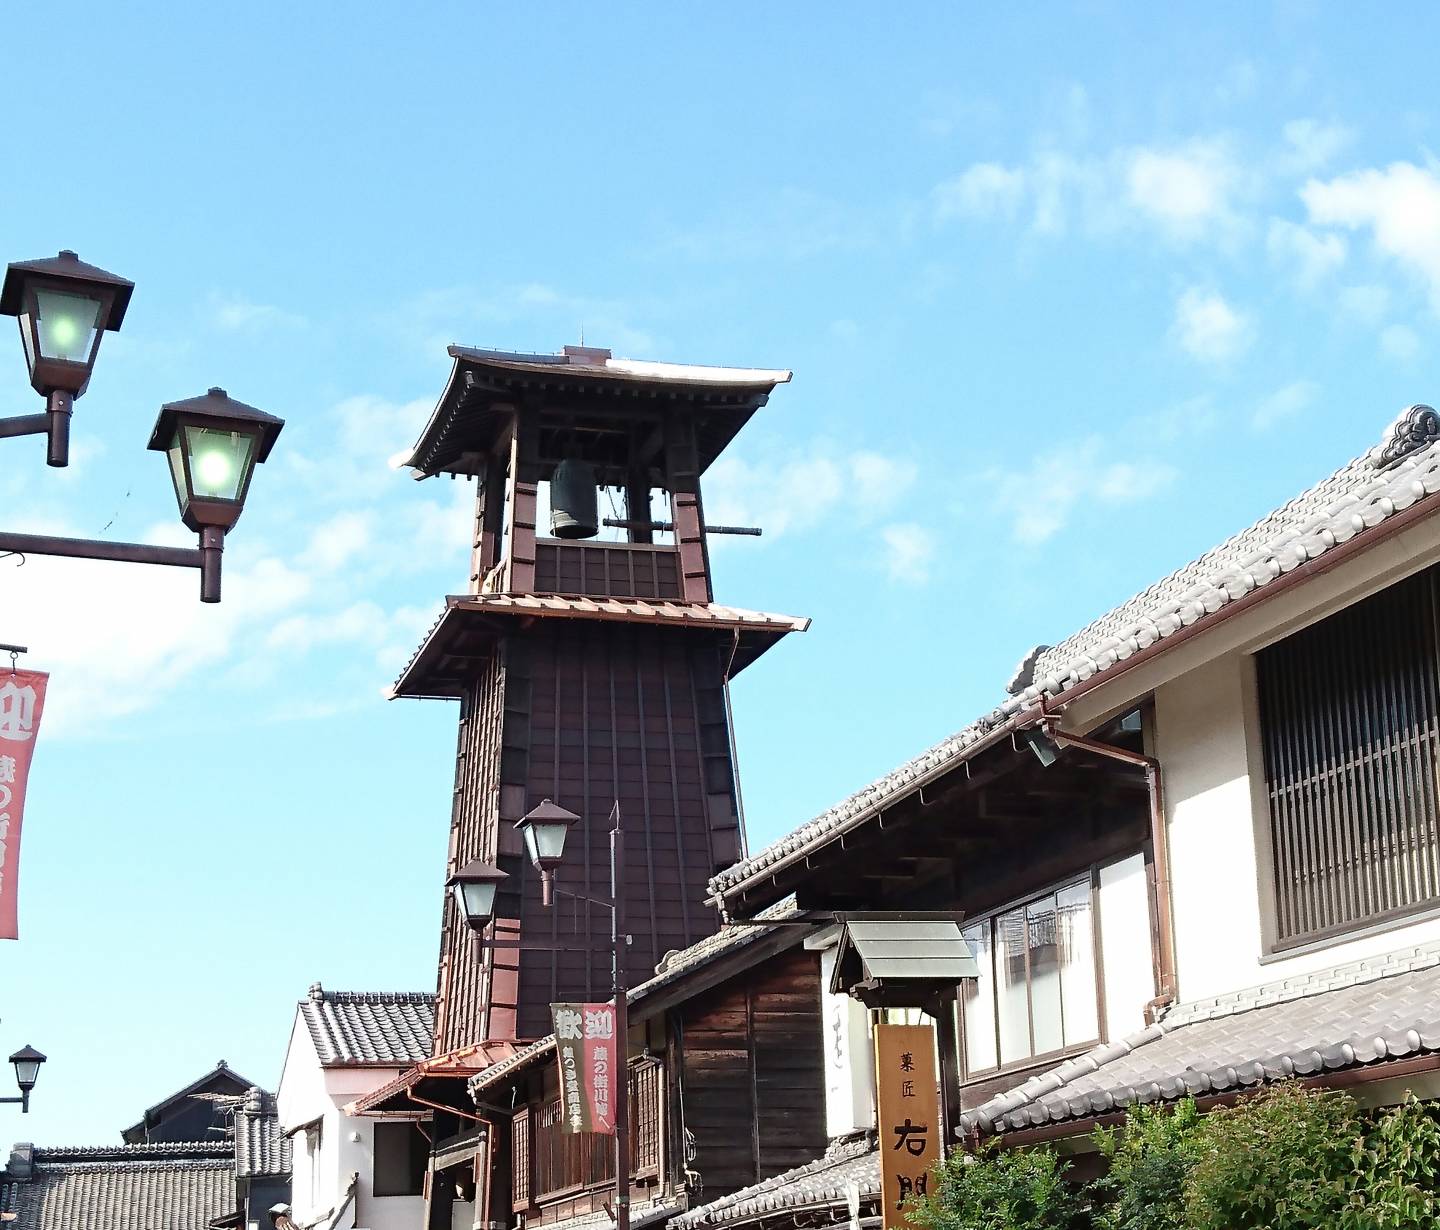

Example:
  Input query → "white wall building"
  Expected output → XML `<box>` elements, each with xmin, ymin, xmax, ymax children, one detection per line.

<box><xmin>276</xmin><ymin>984</ymin><xmax>435</xmax><ymax>1230</ymax></box>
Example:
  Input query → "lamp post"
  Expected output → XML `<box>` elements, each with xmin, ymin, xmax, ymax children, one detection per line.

<box><xmin>0</xmin><ymin>1045</ymin><xmax>46</xmax><ymax>1113</ymax></box>
<box><xmin>0</xmin><ymin>251</ymin><xmax>284</xmax><ymax>603</ymax></box>
<box><xmin>453</xmin><ymin>800</ymin><xmax>629</xmax><ymax>1230</ymax></box>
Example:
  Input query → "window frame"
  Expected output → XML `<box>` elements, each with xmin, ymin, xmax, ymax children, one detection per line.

<box><xmin>372</xmin><ymin>1120</ymin><xmax>428</xmax><ymax>1199</ymax></box>
<box><xmin>957</xmin><ymin>868</ymin><xmax>1106</xmax><ymax>1081</ymax></box>
<box><xmin>1249</xmin><ymin>564</ymin><xmax>1440</xmax><ymax>955</ymax></box>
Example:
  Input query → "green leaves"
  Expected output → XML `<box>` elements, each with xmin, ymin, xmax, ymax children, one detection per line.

<box><xmin>904</xmin><ymin>1087</ymin><xmax>1440</xmax><ymax>1230</ymax></box>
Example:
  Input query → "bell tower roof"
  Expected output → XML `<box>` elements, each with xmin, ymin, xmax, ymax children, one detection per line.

<box><xmin>402</xmin><ymin>343</ymin><xmax>792</xmax><ymax>480</ymax></box>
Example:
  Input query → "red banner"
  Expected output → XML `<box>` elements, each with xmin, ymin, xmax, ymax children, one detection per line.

<box><xmin>551</xmin><ymin>1002</ymin><xmax>618</xmax><ymax>1135</ymax></box>
<box><xmin>0</xmin><ymin>670</ymin><xmax>47</xmax><ymax>941</ymax></box>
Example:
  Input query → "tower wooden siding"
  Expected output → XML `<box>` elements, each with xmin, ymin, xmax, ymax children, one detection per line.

<box><xmin>435</xmin><ymin>619</ymin><xmax>746</xmax><ymax>1049</ymax></box>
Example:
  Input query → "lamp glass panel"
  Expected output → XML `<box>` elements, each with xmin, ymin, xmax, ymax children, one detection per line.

<box><xmin>167</xmin><ymin>428</ymin><xmax>189</xmax><ymax>510</ymax></box>
<box><xmin>183</xmin><ymin>425</ymin><xmax>256</xmax><ymax>501</ymax></box>
<box><xmin>17</xmin><ymin>314</ymin><xmax>36</xmax><ymax>374</ymax></box>
<box><xmin>12</xmin><ymin>1058</ymin><xmax>40</xmax><ymax>1089</ymax></box>
<box><xmin>528</xmin><ymin>820</ymin><xmax>570</xmax><ymax>864</ymax></box>
<box><xmin>34</xmin><ymin>290</ymin><xmax>100</xmax><ymax>363</ymax></box>
<box><xmin>455</xmin><ymin>878</ymin><xmax>498</xmax><ymax>925</ymax></box>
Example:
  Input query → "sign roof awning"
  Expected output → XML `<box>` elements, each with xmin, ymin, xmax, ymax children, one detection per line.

<box><xmin>829</xmin><ymin>915</ymin><xmax>978</xmax><ymax>1007</ymax></box>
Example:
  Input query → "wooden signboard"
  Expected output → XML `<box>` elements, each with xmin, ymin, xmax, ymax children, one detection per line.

<box><xmin>874</xmin><ymin>1023</ymin><xmax>941</xmax><ymax>1229</ymax></box>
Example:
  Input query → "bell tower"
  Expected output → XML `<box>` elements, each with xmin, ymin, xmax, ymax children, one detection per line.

<box><xmin>393</xmin><ymin>345</ymin><xmax>808</xmax><ymax>1045</ymax></box>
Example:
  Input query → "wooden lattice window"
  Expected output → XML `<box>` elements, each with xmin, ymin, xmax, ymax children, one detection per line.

<box><xmin>511</xmin><ymin>1107</ymin><xmax>532</xmax><ymax>1210</ymax></box>
<box><xmin>1258</xmin><ymin>565</ymin><xmax>1440</xmax><ymax>949</ymax></box>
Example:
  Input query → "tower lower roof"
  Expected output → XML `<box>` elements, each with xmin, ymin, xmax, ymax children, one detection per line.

<box><xmin>389</xmin><ymin>594</ymin><xmax>810</xmax><ymax>699</ymax></box>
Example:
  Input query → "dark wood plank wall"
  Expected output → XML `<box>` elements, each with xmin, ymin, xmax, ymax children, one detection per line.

<box><xmin>534</xmin><ymin>542</ymin><xmax>682</xmax><ymax>600</ymax></box>
<box><xmin>456</xmin><ymin>622</ymin><xmax>742</xmax><ymax>1041</ymax></box>
<box><xmin>435</xmin><ymin>651</ymin><xmax>508</xmax><ymax>1054</ymax></box>
<box><xmin>678</xmin><ymin>947</ymin><xmax>826</xmax><ymax>1200</ymax></box>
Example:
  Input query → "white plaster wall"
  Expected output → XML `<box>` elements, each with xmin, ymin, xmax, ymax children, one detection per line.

<box><xmin>276</xmin><ymin>1012</ymin><xmax>424</xmax><ymax>1230</ymax></box>
<box><xmin>1098</xmin><ymin>854</ymin><xmax>1156</xmax><ymax>1041</ymax></box>
<box><xmin>1155</xmin><ymin>648</ymin><xmax>1440</xmax><ymax>1002</ymax></box>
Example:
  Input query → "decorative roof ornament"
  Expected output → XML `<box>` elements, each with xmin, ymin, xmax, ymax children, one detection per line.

<box><xmin>1005</xmin><ymin>644</ymin><xmax>1052</xmax><ymax>695</ymax></box>
<box><xmin>1371</xmin><ymin>403</ymin><xmax>1440</xmax><ymax>470</ymax></box>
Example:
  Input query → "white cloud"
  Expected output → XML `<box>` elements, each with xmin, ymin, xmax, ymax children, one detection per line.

<box><xmin>1337</xmin><ymin>284</ymin><xmax>1391</xmax><ymax>324</ymax></box>
<box><xmin>880</xmin><ymin>523</ymin><xmax>937</xmax><ymax>584</ymax></box>
<box><xmin>1280</xmin><ymin>119</ymin><xmax>1353</xmax><ymax>174</ymax></box>
<box><xmin>933</xmin><ymin>138</ymin><xmax>1242</xmax><ymax>243</ymax></box>
<box><xmin>1252</xmin><ymin>380</ymin><xmax>1320</xmax><ymax>431</ymax></box>
<box><xmin>1171</xmin><ymin>288</ymin><xmax>1252</xmax><ymax>363</ymax></box>
<box><xmin>1267</xmin><ymin>218</ymin><xmax>1346</xmax><ymax>286</ymax></box>
<box><xmin>1302</xmin><ymin>162</ymin><xmax>1440</xmax><ymax>309</ymax></box>
<box><xmin>704</xmin><ymin>445</ymin><xmax>917</xmax><ymax>539</ymax></box>
<box><xmin>988</xmin><ymin>437</ymin><xmax>1178</xmax><ymax>545</ymax></box>
<box><xmin>1381</xmin><ymin>323</ymin><xmax>1421</xmax><ymax>361</ymax></box>
<box><xmin>932</xmin><ymin>163</ymin><xmax>1026</xmax><ymax>220</ymax></box>
<box><xmin>209</xmin><ymin>293</ymin><xmax>306</xmax><ymax>332</ymax></box>
<box><xmin>1125</xmin><ymin>141</ymin><xmax>1238</xmax><ymax>239</ymax></box>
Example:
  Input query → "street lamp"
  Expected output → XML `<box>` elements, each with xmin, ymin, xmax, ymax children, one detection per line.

<box><xmin>0</xmin><ymin>250</ymin><xmax>133</xmax><ymax>466</ymax></box>
<box><xmin>148</xmin><ymin>388</ymin><xmax>285</xmax><ymax>601</ymax></box>
<box><xmin>513</xmin><ymin>799</ymin><xmax>580</xmax><ymax>907</ymax></box>
<box><xmin>447</xmin><ymin>859</ymin><xmax>508</xmax><ymax>932</ymax></box>
<box><xmin>514</xmin><ymin>801</ymin><xmax>631</xmax><ymax>1230</ymax></box>
<box><xmin>2</xmin><ymin>1045</ymin><xmax>45</xmax><ymax>1113</ymax></box>
<box><xmin>0</xmin><ymin>251</ymin><xmax>285</xmax><ymax>603</ymax></box>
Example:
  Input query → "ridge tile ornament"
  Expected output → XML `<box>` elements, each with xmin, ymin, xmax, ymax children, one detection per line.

<box><xmin>1372</xmin><ymin>403</ymin><xmax>1440</xmax><ymax>470</ymax></box>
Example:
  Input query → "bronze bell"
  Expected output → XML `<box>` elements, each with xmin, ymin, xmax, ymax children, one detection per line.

<box><xmin>549</xmin><ymin>458</ymin><xmax>599</xmax><ymax>539</ymax></box>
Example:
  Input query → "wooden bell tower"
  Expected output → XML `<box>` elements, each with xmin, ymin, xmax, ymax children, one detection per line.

<box><xmin>393</xmin><ymin>345</ymin><xmax>808</xmax><ymax>1045</ymax></box>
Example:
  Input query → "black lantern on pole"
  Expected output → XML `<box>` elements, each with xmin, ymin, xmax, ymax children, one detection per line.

<box><xmin>515</xmin><ymin>799</ymin><xmax>580</xmax><ymax>906</ymax></box>
<box><xmin>447</xmin><ymin>859</ymin><xmax>508</xmax><ymax>933</ymax></box>
<box><xmin>147</xmin><ymin>388</ymin><xmax>285</xmax><ymax>602</ymax></box>
<box><xmin>7</xmin><ymin>1045</ymin><xmax>45</xmax><ymax>1113</ymax></box>
<box><xmin>0</xmin><ymin>250</ymin><xmax>133</xmax><ymax>466</ymax></box>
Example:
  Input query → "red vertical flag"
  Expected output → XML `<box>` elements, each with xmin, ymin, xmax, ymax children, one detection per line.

<box><xmin>551</xmin><ymin>1002</ymin><xmax>618</xmax><ymax>1135</ymax></box>
<box><xmin>0</xmin><ymin>670</ymin><xmax>48</xmax><ymax>941</ymax></box>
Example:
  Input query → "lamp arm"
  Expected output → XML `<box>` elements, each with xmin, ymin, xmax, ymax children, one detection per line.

<box><xmin>550</xmin><ymin>885</ymin><xmax>616</xmax><ymax>912</ymax></box>
<box><xmin>0</xmin><ymin>393</ymin><xmax>76</xmax><ymax>466</ymax></box>
<box><xmin>0</xmin><ymin>413</ymin><xmax>49</xmax><ymax>439</ymax></box>
<box><xmin>0</xmin><ymin>528</ymin><xmax>224</xmax><ymax>603</ymax></box>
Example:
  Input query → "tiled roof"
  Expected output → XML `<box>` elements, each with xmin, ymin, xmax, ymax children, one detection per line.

<box><xmin>121</xmin><ymin>1062</ymin><xmax>254</xmax><ymax>1144</ymax></box>
<box><xmin>391</xmin><ymin>595</ymin><xmax>809</xmax><ymax>699</ymax></box>
<box><xmin>671</xmin><ymin>1133</ymin><xmax>879</xmax><ymax>1229</ymax></box>
<box><xmin>467</xmin><ymin>900</ymin><xmax>806</xmax><ymax>1101</ymax></box>
<box><xmin>299</xmin><ymin>984</ymin><xmax>435</xmax><ymax>1067</ymax></box>
<box><xmin>1</xmin><ymin>1143</ymin><xmax>235</xmax><ymax>1230</ymax></box>
<box><xmin>963</xmin><ymin>938</ymin><xmax>1440</xmax><ymax>1137</ymax></box>
<box><xmin>711</xmin><ymin>409</ymin><xmax>1440</xmax><ymax>898</ymax></box>
<box><xmin>233</xmin><ymin>1088</ymin><xmax>290</xmax><ymax>1179</ymax></box>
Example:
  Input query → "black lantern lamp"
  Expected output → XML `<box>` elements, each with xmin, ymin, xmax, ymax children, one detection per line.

<box><xmin>147</xmin><ymin>388</ymin><xmax>285</xmax><ymax>602</ymax></box>
<box><xmin>7</xmin><ymin>1045</ymin><xmax>45</xmax><ymax>1113</ymax></box>
<box><xmin>0</xmin><ymin>251</ymin><xmax>133</xmax><ymax>466</ymax></box>
<box><xmin>447</xmin><ymin>859</ymin><xmax>508</xmax><ymax>933</ymax></box>
<box><xmin>515</xmin><ymin>799</ymin><xmax>581</xmax><ymax>906</ymax></box>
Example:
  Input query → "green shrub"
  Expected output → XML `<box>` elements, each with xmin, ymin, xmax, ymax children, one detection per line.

<box><xmin>1183</xmin><ymin>1083</ymin><xmax>1367</xmax><ymax>1229</ymax></box>
<box><xmin>1355</xmin><ymin>1095</ymin><xmax>1440</xmax><ymax>1228</ymax></box>
<box><xmin>1091</xmin><ymin>1099</ymin><xmax>1204</xmax><ymax>1230</ymax></box>
<box><xmin>906</xmin><ymin>1139</ymin><xmax>1088</xmax><ymax>1230</ymax></box>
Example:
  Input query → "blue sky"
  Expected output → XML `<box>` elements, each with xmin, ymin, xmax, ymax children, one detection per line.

<box><xmin>4</xmin><ymin>2</ymin><xmax>1440</xmax><ymax>1143</ymax></box>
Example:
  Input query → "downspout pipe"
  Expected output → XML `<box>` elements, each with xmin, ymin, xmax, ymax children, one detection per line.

<box><xmin>1036</xmin><ymin>709</ymin><xmax>1178</xmax><ymax>1023</ymax></box>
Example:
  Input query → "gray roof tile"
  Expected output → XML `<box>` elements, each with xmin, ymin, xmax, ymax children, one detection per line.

<box><xmin>711</xmin><ymin>411</ymin><xmax>1440</xmax><ymax>899</ymax></box>
<box><xmin>299</xmin><ymin>985</ymin><xmax>435</xmax><ymax>1067</ymax></box>
<box><xmin>962</xmin><ymin>938</ymin><xmax>1440</xmax><ymax>1137</ymax></box>
<box><xmin>1</xmin><ymin>1143</ymin><xmax>235</xmax><ymax>1230</ymax></box>
<box><xmin>670</xmin><ymin>1134</ymin><xmax>879</xmax><ymax>1230</ymax></box>
<box><xmin>233</xmin><ymin>1089</ymin><xmax>290</xmax><ymax>1179</ymax></box>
